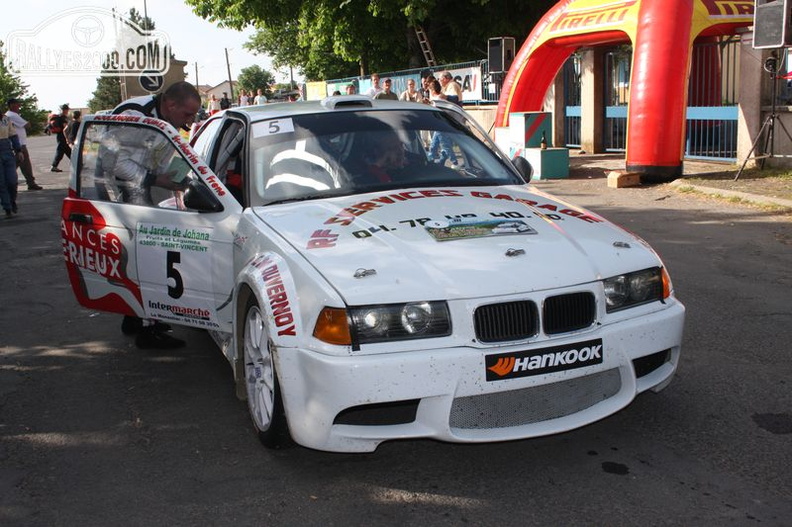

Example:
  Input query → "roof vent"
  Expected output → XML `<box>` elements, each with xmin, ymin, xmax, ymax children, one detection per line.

<box><xmin>321</xmin><ymin>95</ymin><xmax>373</xmax><ymax>110</ymax></box>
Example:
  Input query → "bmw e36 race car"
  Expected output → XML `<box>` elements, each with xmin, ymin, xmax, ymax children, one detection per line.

<box><xmin>61</xmin><ymin>96</ymin><xmax>685</xmax><ymax>452</ymax></box>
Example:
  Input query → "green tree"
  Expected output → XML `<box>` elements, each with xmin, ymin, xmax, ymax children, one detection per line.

<box><xmin>237</xmin><ymin>65</ymin><xmax>276</xmax><ymax>99</ymax></box>
<box><xmin>0</xmin><ymin>41</ymin><xmax>48</xmax><ymax>135</ymax></box>
<box><xmin>87</xmin><ymin>76</ymin><xmax>122</xmax><ymax>113</ymax></box>
<box><xmin>243</xmin><ymin>23</ymin><xmax>360</xmax><ymax>81</ymax></box>
<box><xmin>185</xmin><ymin>0</ymin><xmax>554</xmax><ymax>79</ymax></box>
<box><xmin>128</xmin><ymin>7</ymin><xmax>155</xmax><ymax>31</ymax></box>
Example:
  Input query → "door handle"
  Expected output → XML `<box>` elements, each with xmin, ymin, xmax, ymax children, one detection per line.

<box><xmin>69</xmin><ymin>213</ymin><xmax>93</xmax><ymax>224</ymax></box>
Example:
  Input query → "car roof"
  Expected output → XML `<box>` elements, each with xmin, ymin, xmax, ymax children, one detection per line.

<box><xmin>227</xmin><ymin>96</ymin><xmax>439</xmax><ymax>123</ymax></box>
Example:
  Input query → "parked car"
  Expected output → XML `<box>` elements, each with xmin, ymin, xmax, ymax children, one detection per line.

<box><xmin>61</xmin><ymin>96</ymin><xmax>685</xmax><ymax>452</ymax></box>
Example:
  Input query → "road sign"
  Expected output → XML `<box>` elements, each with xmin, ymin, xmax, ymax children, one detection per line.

<box><xmin>139</xmin><ymin>71</ymin><xmax>164</xmax><ymax>92</ymax></box>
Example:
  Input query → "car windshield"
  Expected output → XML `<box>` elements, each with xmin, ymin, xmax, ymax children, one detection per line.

<box><xmin>247</xmin><ymin>108</ymin><xmax>524</xmax><ymax>206</ymax></box>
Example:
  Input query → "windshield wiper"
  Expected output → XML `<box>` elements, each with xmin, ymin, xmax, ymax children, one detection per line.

<box><xmin>262</xmin><ymin>188</ymin><xmax>357</xmax><ymax>206</ymax></box>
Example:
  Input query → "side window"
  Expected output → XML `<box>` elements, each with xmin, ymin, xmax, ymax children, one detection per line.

<box><xmin>191</xmin><ymin>117</ymin><xmax>222</xmax><ymax>159</ymax></box>
<box><xmin>78</xmin><ymin>121</ymin><xmax>216</xmax><ymax>211</ymax></box>
<box><xmin>208</xmin><ymin>120</ymin><xmax>246</xmax><ymax>205</ymax></box>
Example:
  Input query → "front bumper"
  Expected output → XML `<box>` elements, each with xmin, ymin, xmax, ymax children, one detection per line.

<box><xmin>275</xmin><ymin>301</ymin><xmax>685</xmax><ymax>452</ymax></box>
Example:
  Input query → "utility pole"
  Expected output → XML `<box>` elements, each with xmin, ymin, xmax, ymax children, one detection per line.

<box><xmin>225</xmin><ymin>48</ymin><xmax>234</xmax><ymax>99</ymax></box>
<box><xmin>194</xmin><ymin>62</ymin><xmax>199</xmax><ymax>87</ymax></box>
<box><xmin>112</xmin><ymin>8</ymin><xmax>128</xmax><ymax>101</ymax></box>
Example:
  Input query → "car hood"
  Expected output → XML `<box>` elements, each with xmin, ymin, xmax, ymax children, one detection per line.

<box><xmin>254</xmin><ymin>186</ymin><xmax>662</xmax><ymax>305</ymax></box>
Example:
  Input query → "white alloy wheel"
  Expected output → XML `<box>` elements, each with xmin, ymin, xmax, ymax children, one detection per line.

<box><xmin>242</xmin><ymin>297</ymin><xmax>290</xmax><ymax>448</ymax></box>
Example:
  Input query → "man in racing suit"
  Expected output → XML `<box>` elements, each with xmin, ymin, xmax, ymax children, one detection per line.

<box><xmin>110</xmin><ymin>81</ymin><xmax>202</xmax><ymax>349</ymax></box>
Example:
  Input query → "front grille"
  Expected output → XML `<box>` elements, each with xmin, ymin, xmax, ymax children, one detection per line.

<box><xmin>473</xmin><ymin>293</ymin><xmax>596</xmax><ymax>342</ymax></box>
<box><xmin>449</xmin><ymin>368</ymin><xmax>621</xmax><ymax>430</ymax></box>
<box><xmin>474</xmin><ymin>301</ymin><xmax>538</xmax><ymax>342</ymax></box>
<box><xmin>543</xmin><ymin>292</ymin><xmax>596</xmax><ymax>334</ymax></box>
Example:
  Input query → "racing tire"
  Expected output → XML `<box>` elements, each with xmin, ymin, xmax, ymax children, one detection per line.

<box><xmin>242</xmin><ymin>297</ymin><xmax>292</xmax><ymax>449</ymax></box>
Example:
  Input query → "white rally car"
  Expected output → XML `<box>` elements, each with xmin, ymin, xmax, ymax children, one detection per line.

<box><xmin>61</xmin><ymin>97</ymin><xmax>685</xmax><ymax>453</ymax></box>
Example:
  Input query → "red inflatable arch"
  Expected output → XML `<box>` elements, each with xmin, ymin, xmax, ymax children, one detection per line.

<box><xmin>496</xmin><ymin>0</ymin><xmax>754</xmax><ymax>181</ymax></box>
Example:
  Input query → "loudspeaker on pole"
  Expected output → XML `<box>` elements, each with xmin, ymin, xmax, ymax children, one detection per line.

<box><xmin>753</xmin><ymin>0</ymin><xmax>792</xmax><ymax>49</ymax></box>
<box><xmin>488</xmin><ymin>37</ymin><xmax>516</xmax><ymax>73</ymax></box>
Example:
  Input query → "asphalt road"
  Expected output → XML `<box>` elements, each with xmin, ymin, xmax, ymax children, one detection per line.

<box><xmin>1</xmin><ymin>135</ymin><xmax>791</xmax><ymax>526</ymax></box>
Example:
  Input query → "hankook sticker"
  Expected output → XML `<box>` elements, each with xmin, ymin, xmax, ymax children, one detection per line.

<box><xmin>486</xmin><ymin>339</ymin><xmax>604</xmax><ymax>381</ymax></box>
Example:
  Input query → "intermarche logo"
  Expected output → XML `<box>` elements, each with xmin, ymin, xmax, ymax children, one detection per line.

<box><xmin>7</xmin><ymin>7</ymin><xmax>171</xmax><ymax>77</ymax></box>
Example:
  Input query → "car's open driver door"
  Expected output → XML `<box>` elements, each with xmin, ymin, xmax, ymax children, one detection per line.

<box><xmin>61</xmin><ymin>115</ymin><xmax>242</xmax><ymax>333</ymax></box>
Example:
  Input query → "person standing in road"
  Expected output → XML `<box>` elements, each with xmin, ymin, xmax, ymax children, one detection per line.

<box><xmin>111</xmin><ymin>81</ymin><xmax>203</xmax><ymax>349</ymax></box>
<box><xmin>5</xmin><ymin>98</ymin><xmax>42</xmax><ymax>191</ymax></box>
<box><xmin>0</xmin><ymin>108</ymin><xmax>23</xmax><ymax>219</ymax></box>
<box><xmin>207</xmin><ymin>94</ymin><xmax>221</xmax><ymax>115</ymax></box>
<box><xmin>64</xmin><ymin>110</ymin><xmax>82</xmax><ymax>149</ymax></box>
<box><xmin>253</xmin><ymin>88</ymin><xmax>267</xmax><ymax>105</ymax></box>
<box><xmin>49</xmin><ymin>104</ymin><xmax>71</xmax><ymax>172</ymax></box>
<box><xmin>428</xmin><ymin>79</ymin><xmax>459</xmax><ymax>166</ymax></box>
<box><xmin>220</xmin><ymin>91</ymin><xmax>231</xmax><ymax>110</ymax></box>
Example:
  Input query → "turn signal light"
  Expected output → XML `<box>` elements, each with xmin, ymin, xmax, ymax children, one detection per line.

<box><xmin>661</xmin><ymin>266</ymin><xmax>672</xmax><ymax>299</ymax></box>
<box><xmin>313</xmin><ymin>307</ymin><xmax>352</xmax><ymax>345</ymax></box>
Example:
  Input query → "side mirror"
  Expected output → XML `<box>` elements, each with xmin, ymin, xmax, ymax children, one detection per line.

<box><xmin>511</xmin><ymin>156</ymin><xmax>534</xmax><ymax>182</ymax></box>
<box><xmin>183</xmin><ymin>180</ymin><xmax>224</xmax><ymax>212</ymax></box>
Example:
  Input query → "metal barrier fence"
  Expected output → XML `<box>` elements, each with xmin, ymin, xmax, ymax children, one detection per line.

<box><xmin>685</xmin><ymin>36</ymin><xmax>740</xmax><ymax>161</ymax></box>
<box><xmin>604</xmin><ymin>48</ymin><xmax>630</xmax><ymax>152</ymax></box>
<box><xmin>563</xmin><ymin>56</ymin><xmax>582</xmax><ymax>148</ymax></box>
<box><xmin>325</xmin><ymin>60</ymin><xmax>501</xmax><ymax>104</ymax></box>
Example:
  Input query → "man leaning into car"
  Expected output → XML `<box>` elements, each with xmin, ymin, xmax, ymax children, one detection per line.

<box><xmin>111</xmin><ymin>81</ymin><xmax>202</xmax><ymax>349</ymax></box>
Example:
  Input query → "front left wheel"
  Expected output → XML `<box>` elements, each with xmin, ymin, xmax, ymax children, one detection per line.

<box><xmin>243</xmin><ymin>297</ymin><xmax>292</xmax><ymax>449</ymax></box>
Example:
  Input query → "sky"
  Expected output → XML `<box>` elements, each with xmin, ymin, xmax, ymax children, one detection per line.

<box><xmin>1</xmin><ymin>0</ymin><xmax>298</xmax><ymax>111</ymax></box>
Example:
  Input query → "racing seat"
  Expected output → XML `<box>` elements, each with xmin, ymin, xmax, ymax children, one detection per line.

<box><xmin>263</xmin><ymin>146</ymin><xmax>339</xmax><ymax>202</ymax></box>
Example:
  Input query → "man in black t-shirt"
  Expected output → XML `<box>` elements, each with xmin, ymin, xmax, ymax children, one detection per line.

<box><xmin>220</xmin><ymin>92</ymin><xmax>231</xmax><ymax>110</ymax></box>
<box><xmin>49</xmin><ymin>104</ymin><xmax>71</xmax><ymax>172</ymax></box>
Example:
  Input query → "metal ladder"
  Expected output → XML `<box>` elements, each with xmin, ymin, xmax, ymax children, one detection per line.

<box><xmin>415</xmin><ymin>26</ymin><xmax>436</xmax><ymax>67</ymax></box>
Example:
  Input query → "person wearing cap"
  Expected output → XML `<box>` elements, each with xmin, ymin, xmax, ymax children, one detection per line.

<box><xmin>374</xmin><ymin>78</ymin><xmax>399</xmax><ymax>100</ymax></box>
<box><xmin>109</xmin><ymin>81</ymin><xmax>202</xmax><ymax>350</ymax></box>
<box><xmin>0</xmin><ymin>107</ymin><xmax>23</xmax><ymax>218</ymax></box>
<box><xmin>5</xmin><ymin>98</ymin><xmax>42</xmax><ymax>190</ymax></box>
<box><xmin>49</xmin><ymin>104</ymin><xmax>71</xmax><ymax>172</ymax></box>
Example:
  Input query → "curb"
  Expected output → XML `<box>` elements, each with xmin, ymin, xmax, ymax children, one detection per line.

<box><xmin>668</xmin><ymin>180</ymin><xmax>792</xmax><ymax>210</ymax></box>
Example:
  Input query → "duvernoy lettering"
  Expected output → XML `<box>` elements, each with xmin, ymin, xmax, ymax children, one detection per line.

<box><xmin>261</xmin><ymin>264</ymin><xmax>297</xmax><ymax>337</ymax></box>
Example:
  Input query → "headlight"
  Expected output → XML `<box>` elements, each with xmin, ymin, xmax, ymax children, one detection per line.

<box><xmin>350</xmin><ymin>301</ymin><xmax>451</xmax><ymax>344</ymax></box>
<box><xmin>603</xmin><ymin>267</ymin><xmax>667</xmax><ymax>312</ymax></box>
